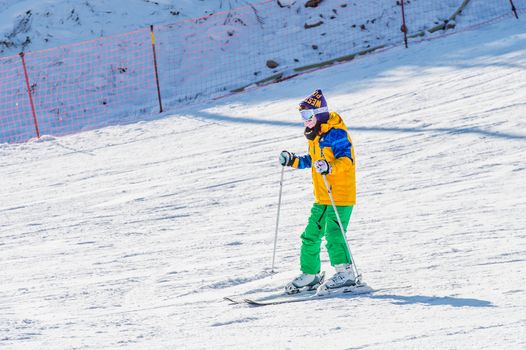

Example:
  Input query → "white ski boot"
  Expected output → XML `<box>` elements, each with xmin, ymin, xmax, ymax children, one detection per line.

<box><xmin>317</xmin><ymin>264</ymin><xmax>357</xmax><ymax>294</ymax></box>
<box><xmin>285</xmin><ymin>272</ymin><xmax>325</xmax><ymax>295</ymax></box>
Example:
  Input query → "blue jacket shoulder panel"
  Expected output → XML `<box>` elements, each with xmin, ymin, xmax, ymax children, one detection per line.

<box><xmin>320</xmin><ymin>128</ymin><xmax>352</xmax><ymax>160</ymax></box>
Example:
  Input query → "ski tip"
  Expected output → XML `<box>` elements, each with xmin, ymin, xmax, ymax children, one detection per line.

<box><xmin>225</xmin><ymin>296</ymin><xmax>272</xmax><ymax>306</ymax></box>
<box><xmin>244</xmin><ymin>299</ymin><xmax>265</xmax><ymax>306</ymax></box>
<box><xmin>224</xmin><ymin>296</ymin><xmax>245</xmax><ymax>304</ymax></box>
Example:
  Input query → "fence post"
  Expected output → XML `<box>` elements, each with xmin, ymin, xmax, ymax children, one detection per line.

<box><xmin>400</xmin><ymin>0</ymin><xmax>409</xmax><ymax>48</ymax></box>
<box><xmin>509</xmin><ymin>0</ymin><xmax>519</xmax><ymax>19</ymax></box>
<box><xmin>19</xmin><ymin>52</ymin><xmax>40</xmax><ymax>139</ymax></box>
<box><xmin>150</xmin><ymin>25</ymin><xmax>164</xmax><ymax>113</ymax></box>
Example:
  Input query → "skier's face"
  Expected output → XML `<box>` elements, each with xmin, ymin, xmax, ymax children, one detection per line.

<box><xmin>304</xmin><ymin>115</ymin><xmax>317</xmax><ymax>129</ymax></box>
<box><xmin>299</xmin><ymin>106</ymin><xmax>317</xmax><ymax>128</ymax></box>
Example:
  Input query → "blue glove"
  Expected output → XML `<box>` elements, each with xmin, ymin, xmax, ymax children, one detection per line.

<box><xmin>314</xmin><ymin>159</ymin><xmax>332</xmax><ymax>174</ymax></box>
<box><xmin>279</xmin><ymin>150</ymin><xmax>297</xmax><ymax>167</ymax></box>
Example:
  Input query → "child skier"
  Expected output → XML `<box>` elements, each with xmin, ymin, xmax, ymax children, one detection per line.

<box><xmin>279</xmin><ymin>89</ymin><xmax>358</xmax><ymax>294</ymax></box>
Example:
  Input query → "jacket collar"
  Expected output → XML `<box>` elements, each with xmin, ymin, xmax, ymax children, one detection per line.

<box><xmin>320</xmin><ymin>111</ymin><xmax>346</xmax><ymax>135</ymax></box>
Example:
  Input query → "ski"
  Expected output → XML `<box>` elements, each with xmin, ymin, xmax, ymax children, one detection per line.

<box><xmin>224</xmin><ymin>288</ymin><xmax>317</xmax><ymax>305</ymax></box>
<box><xmin>227</xmin><ymin>283</ymin><xmax>374</xmax><ymax>306</ymax></box>
<box><xmin>224</xmin><ymin>272</ymin><xmax>326</xmax><ymax>305</ymax></box>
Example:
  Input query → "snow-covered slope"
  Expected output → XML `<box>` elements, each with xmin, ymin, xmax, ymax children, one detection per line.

<box><xmin>1</xmin><ymin>15</ymin><xmax>525</xmax><ymax>349</ymax></box>
<box><xmin>2</xmin><ymin>1</ymin><xmax>522</xmax><ymax>145</ymax></box>
<box><xmin>0</xmin><ymin>0</ymin><xmax>265</xmax><ymax>56</ymax></box>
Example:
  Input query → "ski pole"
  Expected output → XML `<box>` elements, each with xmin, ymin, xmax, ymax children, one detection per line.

<box><xmin>321</xmin><ymin>174</ymin><xmax>361</xmax><ymax>282</ymax></box>
<box><xmin>271</xmin><ymin>166</ymin><xmax>285</xmax><ymax>273</ymax></box>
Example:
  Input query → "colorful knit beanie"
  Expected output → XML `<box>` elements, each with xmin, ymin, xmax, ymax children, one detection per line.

<box><xmin>299</xmin><ymin>89</ymin><xmax>330</xmax><ymax>123</ymax></box>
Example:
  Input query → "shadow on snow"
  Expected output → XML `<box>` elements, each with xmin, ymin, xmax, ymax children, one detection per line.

<box><xmin>191</xmin><ymin>110</ymin><xmax>526</xmax><ymax>141</ymax></box>
<box><xmin>367</xmin><ymin>294</ymin><xmax>495</xmax><ymax>308</ymax></box>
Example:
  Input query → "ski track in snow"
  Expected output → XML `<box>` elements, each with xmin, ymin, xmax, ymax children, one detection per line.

<box><xmin>1</xmin><ymin>17</ymin><xmax>526</xmax><ymax>350</ymax></box>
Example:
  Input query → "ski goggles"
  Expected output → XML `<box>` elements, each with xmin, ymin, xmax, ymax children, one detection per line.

<box><xmin>299</xmin><ymin>106</ymin><xmax>329</xmax><ymax>121</ymax></box>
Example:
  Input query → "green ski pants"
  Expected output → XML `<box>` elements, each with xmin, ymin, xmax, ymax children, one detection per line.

<box><xmin>300</xmin><ymin>203</ymin><xmax>354</xmax><ymax>274</ymax></box>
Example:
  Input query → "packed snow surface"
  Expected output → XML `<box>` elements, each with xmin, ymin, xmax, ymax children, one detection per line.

<box><xmin>1</xmin><ymin>15</ymin><xmax>526</xmax><ymax>350</ymax></box>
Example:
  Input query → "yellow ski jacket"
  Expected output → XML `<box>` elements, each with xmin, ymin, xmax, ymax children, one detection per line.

<box><xmin>293</xmin><ymin>112</ymin><xmax>356</xmax><ymax>206</ymax></box>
